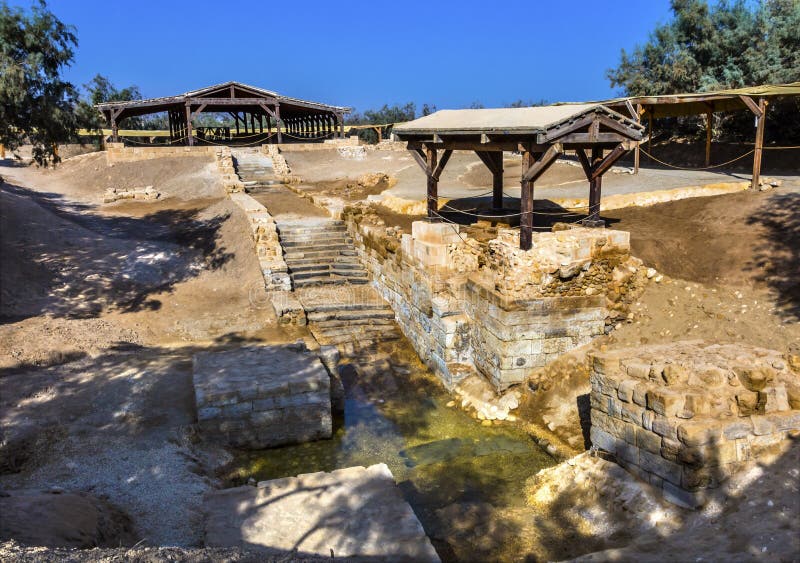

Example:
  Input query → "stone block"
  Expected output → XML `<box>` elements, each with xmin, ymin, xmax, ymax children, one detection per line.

<box><xmin>677</xmin><ymin>421</ymin><xmax>722</xmax><ymax>446</ymax></box>
<box><xmin>646</xmin><ymin>388</ymin><xmax>684</xmax><ymax>418</ymax></box>
<box><xmin>639</xmin><ymin>449</ymin><xmax>682</xmax><ymax>485</ymax></box>
<box><xmin>193</xmin><ymin>345</ymin><xmax>332</xmax><ymax>449</ymax></box>
<box><xmin>204</xmin><ymin>464</ymin><xmax>439</xmax><ymax>561</ymax></box>
<box><xmin>412</xmin><ymin>220</ymin><xmax>461</xmax><ymax>245</ymax></box>
<box><xmin>590</xmin><ymin>426</ymin><xmax>619</xmax><ymax>455</ymax></box>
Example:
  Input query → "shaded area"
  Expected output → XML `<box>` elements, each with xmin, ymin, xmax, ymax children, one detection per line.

<box><xmin>0</xmin><ymin>181</ymin><xmax>233</xmax><ymax>322</ymax></box>
<box><xmin>745</xmin><ymin>191</ymin><xmax>800</xmax><ymax>320</ymax></box>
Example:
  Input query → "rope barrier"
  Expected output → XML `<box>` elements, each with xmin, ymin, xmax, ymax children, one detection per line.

<box><xmin>282</xmin><ymin>131</ymin><xmax>336</xmax><ymax>141</ymax></box>
<box><xmin>763</xmin><ymin>145</ymin><xmax>800</xmax><ymax>150</ymax></box>
<box><xmin>638</xmin><ymin>147</ymin><xmax>755</xmax><ymax>170</ymax></box>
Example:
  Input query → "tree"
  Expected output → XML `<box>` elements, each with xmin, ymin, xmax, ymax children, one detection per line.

<box><xmin>75</xmin><ymin>74</ymin><xmax>143</xmax><ymax>134</ymax></box>
<box><xmin>607</xmin><ymin>0</ymin><xmax>800</xmax><ymax>140</ymax></box>
<box><xmin>0</xmin><ymin>0</ymin><xmax>78</xmax><ymax>165</ymax></box>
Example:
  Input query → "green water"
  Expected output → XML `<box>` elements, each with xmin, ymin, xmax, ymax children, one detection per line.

<box><xmin>230</xmin><ymin>346</ymin><xmax>555</xmax><ymax>557</ymax></box>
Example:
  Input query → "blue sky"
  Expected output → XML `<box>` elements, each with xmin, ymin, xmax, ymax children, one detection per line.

<box><xmin>23</xmin><ymin>0</ymin><xmax>673</xmax><ymax>113</ymax></box>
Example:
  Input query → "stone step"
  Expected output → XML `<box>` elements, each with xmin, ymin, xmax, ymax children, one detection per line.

<box><xmin>312</xmin><ymin>317</ymin><xmax>396</xmax><ymax>328</ymax></box>
<box><xmin>284</xmin><ymin>249</ymin><xmax>358</xmax><ymax>260</ymax></box>
<box><xmin>302</xmin><ymin>300</ymin><xmax>391</xmax><ymax>313</ymax></box>
<box><xmin>307</xmin><ymin>310</ymin><xmax>395</xmax><ymax>323</ymax></box>
<box><xmin>278</xmin><ymin>223</ymin><xmax>346</xmax><ymax>234</ymax></box>
<box><xmin>293</xmin><ymin>277</ymin><xmax>370</xmax><ymax>287</ymax></box>
<box><xmin>285</xmin><ymin>257</ymin><xmax>361</xmax><ymax>268</ymax></box>
<box><xmin>317</xmin><ymin>331</ymin><xmax>401</xmax><ymax>346</ymax></box>
<box><xmin>290</xmin><ymin>269</ymin><xmax>368</xmax><ymax>281</ymax></box>
<box><xmin>288</xmin><ymin>263</ymin><xmax>365</xmax><ymax>274</ymax></box>
<box><xmin>281</xmin><ymin>238</ymin><xmax>352</xmax><ymax>248</ymax></box>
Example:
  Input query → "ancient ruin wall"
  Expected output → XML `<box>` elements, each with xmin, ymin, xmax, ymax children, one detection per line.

<box><xmin>228</xmin><ymin>192</ymin><xmax>291</xmax><ymax>291</ymax></box>
<box><xmin>343</xmin><ymin>208</ymin><xmax>641</xmax><ymax>394</ymax></box>
<box><xmin>590</xmin><ymin>342</ymin><xmax>800</xmax><ymax>508</ymax></box>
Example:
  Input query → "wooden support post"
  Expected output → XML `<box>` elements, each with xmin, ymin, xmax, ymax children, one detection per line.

<box><xmin>634</xmin><ymin>104</ymin><xmax>641</xmax><ymax>174</ymax></box>
<box><xmin>250</xmin><ymin>112</ymin><xmax>256</xmax><ymax>135</ymax></box>
<box><xmin>185</xmin><ymin>105</ymin><xmax>194</xmax><ymax>146</ymax></box>
<box><xmin>587</xmin><ymin>147</ymin><xmax>602</xmax><ymax>225</ymax></box>
<box><xmin>0</xmin><ymin>143</ymin><xmax>4</xmax><ymax>159</ymax></box>
<box><xmin>275</xmin><ymin>105</ymin><xmax>282</xmax><ymax>144</ymax></box>
<box><xmin>110</xmin><ymin>111</ymin><xmax>119</xmax><ymax>143</ymax></box>
<box><xmin>705</xmin><ymin>109</ymin><xmax>713</xmax><ymax>167</ymax></box>
<box><xmin>752</xmin><ymin>97</ymin><xmax>767</xmax><ymax>188</ymax></box>
<box><xmin>338</xmin><ymin>113</ymin><xmax>344</xmax><ymax>139</ymax></box>
<box><xmin>426</xmin><ymin>147</ymin><xmax>439</xmax><ymax>219</ymax></box>
<box><xmin>647</xmin><ymin>110</ymin><xmax>653</xmax><ymax>160</ymax></box>
<box><xmin>520</xmin><ymin>149</ymin><xmax>534</xmax><ymax>250</ymax></box>
<box><xmin>475</xmin><ymin>151</ymin><xmax>504</xmax><ymax>209</ymax></box>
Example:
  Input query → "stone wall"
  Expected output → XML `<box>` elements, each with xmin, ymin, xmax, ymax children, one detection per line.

<box><xmin>589</xmin><ymin>341</ymin><xmax>800</xmax><ymax>508</ymax></box>
<box><xmin>228</xmin><ymin>192</ymin><xmax>291</xmax><ymax>291</ymax></box>
<box><xmin>261</xmin><ymin>144</ymin><xmax>292</xmax><ymax>179</ymax></box>
<box><xmin>105</xmin><ymin>142</ymin><xmax>219</xmax><ymax>163</ymax></box>
<box><xmin>215</xmin><ymin>146</ymin><xmax>245</xmax><ymax>193</ymax></box>
<box><xmin>193</xmin><ymin>345</ymin><xmax>332</xmax><ymax>449</ymax></box>
<box><xmin>343</xmin><ymin>208</ymin><xmax>640</xmax><ymax>397</ymax></box>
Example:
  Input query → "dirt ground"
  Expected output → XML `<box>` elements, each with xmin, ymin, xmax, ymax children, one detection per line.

<box><xmin>1</xmin><ymin>146</ymin><xmax>798</xmax><ymax>560</ymax></box>
<box><xmin>0</xmin><ymin>154</ymin><xmax>304</xmax><ymax>547</ymax></box>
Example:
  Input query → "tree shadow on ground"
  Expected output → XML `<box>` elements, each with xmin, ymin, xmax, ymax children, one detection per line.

<box><xmin>0</xmin><ymin>181</ymin><xmax>233</xmax><ymax>323</ymax></box>
<box><xmin>745</xmin><ymin>191</ymin><xmax>800</xmax><ymax>321</ymax></box>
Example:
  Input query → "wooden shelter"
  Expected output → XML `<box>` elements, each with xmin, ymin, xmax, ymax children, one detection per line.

<box><xmin>600</xmin><ymin>82</ymin><xmax>800</xmax><ymax>187</ymax></box>
<box><xmin>393</xmin><ymin>104</ymin><xmax>645</xmax><ymax>250</ymax></box>
<box><xmin>95</xmin><ymin>81</ymin><xmax>350</xmax><ymax>146</ymax></box>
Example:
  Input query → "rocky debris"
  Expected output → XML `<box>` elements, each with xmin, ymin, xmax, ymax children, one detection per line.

<box><xmin>204</xmin><ymin>463</ymin><xmax>440</xmax><ymax>562</ymax></box>
<box><xmin>102</xmin><ymin>185</ymin><xmax>158</xmax><ymax>203</ymax></box>
<box><xmin>590</xmin><ymin>341</ymin><xmax>800</xmax><ymax>508</ymax></box>
<box><xmin>0</xmin><ymin>489</ymin><xmax>137</xmax><ymax>548</ymax></box>
<box><xmin>337</xmin><ymin>145</ymin><xmax>367</xmax><ymax>160</ymax></box>
<box><xmin>454</xmin><ymin>373</ymin><xmax>521</xmax><ymax>421</ymax></box>
<box><xmin>193</xmin><ymin>345</ymin><xmax>332</xmax><ymax>449</ymax></box>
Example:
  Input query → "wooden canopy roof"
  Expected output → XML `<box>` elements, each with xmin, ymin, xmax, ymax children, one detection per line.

<box><xmin>394</xmin><ymin>104</ymin><xmax>645</xmax><ymax>250</ymax></box>
<box><xmin>590</xmin><ymin>82</ymin><xmax>800</xmax><ymax>119</ymax></box>
<box><xmin>393</xmin><ymin>104</ymin><xmax>644</xmax><ymax>151</ymax></box>
<box><xmin>96</xmin><ymin>80</ymin><xmax>350</xmax><ymax>120</ymax></box>
<box><xmin>96</xmin><ymin>81</ymin><xmax>351</xmax><ymax>145</ymax></box>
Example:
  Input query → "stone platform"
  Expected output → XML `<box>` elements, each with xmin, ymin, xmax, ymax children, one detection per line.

<box><xmin>589</xmin><ymin>341</ymin><xmax>800</xmax><ymax>508</ymax></box>
<box><xmin>204</xmin><ymin>463</ymin><xmax>440</xmax><ymax>561</ymax></box>
<box><xmin>193</xmin><ymin>345</ymin><xmax>332</xmax><ymax>449</ymax></box>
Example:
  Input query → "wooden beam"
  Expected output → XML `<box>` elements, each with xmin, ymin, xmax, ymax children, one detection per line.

<box><xmin>190</xmin><ymin>103</ymin><xmax>207</xmax><ymax>120</ymax></box>
<box><xmin>432</xmin><ymin>149</ymin><xmax>452</xmax><ymax>181</ymax></box>
<box><xmin>522</xmin><ymin>143</ymin><xmax>562</xmax><ymax>182</ymax></box>
<box><xmin>739</xmin><ymin>95</ymin><xmax>763</xmax><ymax>117</ymax></box>
<box><xmin>752</xmin><ymin>97</ymin><xmax>767</xmax><ymax>188</ymax></box>
<box><xmin>575</xmin><ymin>148</ymin><xmax>592</xmax><ymax>179</ymax></box>
<box><xmin>624</xmin><ymin>100</ymin><xmax>637</xmax><ymax>120</ymax></box>
<box><xmin>185</xmin><ymin>97</ymin><xmax>280</xmax><ymax>106</ymax></box>
<box><xmin>410</xmin><ymin>148</ymin><xmax>428</xmax><ymax>172</ymax></box>
<box><xmin>549</xmin><ymin>132</ymin><xmax>630</xmax><ymax>144</ymax></box>
<box><xmin>590</xmin><ymin>144</ymin><xmax>628</xmax><ymax>180</ymax></box>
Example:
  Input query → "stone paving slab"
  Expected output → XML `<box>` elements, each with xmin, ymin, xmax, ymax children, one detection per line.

<box><xmin>204</xmin><ymin>463</ymin><xmax>440</xmax><ymax>561</ymax></box>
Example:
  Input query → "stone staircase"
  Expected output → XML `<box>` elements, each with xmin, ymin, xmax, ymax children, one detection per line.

<box><xmin>297</xmin><ymin>286</ymin><xmax>402</xmax><ymax>356</ymax></box>
<box><xmin>277</xmin><ymin>220</ymin><xmax>371</xmax><ymax>288</ymax></box>
<box><xmin>231</xmin><ymin>147</ymin><xmax>280</xmax><ymax>192</ymax></box>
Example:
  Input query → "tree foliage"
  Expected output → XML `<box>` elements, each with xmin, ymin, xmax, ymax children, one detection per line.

<box><xmin>0</xmin><ymin>0</ymin><xmax>78</xmax><ymax>164</ymax></box>
<box><xmin>75</xmin><ymin>74</ymin><xmax>143</xmax><ymax>133</ymax></box>
<box><xmin>607</xmin><ymin>0</ymin><xmax>800</xmax><ymax>140</ymax></box>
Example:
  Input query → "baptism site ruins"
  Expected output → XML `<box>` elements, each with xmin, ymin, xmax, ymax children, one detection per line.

<box><xmin>2</xmin><ymin>3</ymin><xmax>800</xmax><ymax>560</ymax></box>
